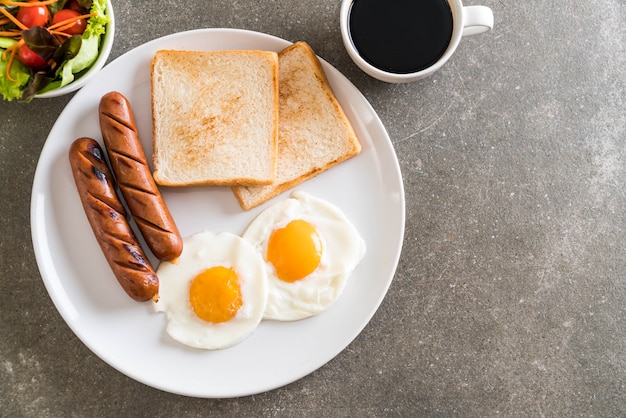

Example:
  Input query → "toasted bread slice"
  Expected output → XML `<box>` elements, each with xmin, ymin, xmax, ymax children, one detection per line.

<box><xmin>151</xmin><ymin>49</ymin><xmax>279</xmax><ymax>187</ymax></box>
<box><xmin>233</xmin><ymin>42</ymin><xmax>361</xmax><ymax>210</ymax></box>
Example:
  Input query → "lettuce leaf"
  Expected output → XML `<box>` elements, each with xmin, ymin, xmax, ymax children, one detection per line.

<box><xmin>0</xmin><ymin>54</ymin><xmax>31</xmax><ymax>101</ymax></box>
<box><xmin>84</xmin><ymin>0</ymin><xmax>108</xmax><ymax>39</ymax></box>
<box><xmin>0</xmin><ymin>37</ymin><xmax>17</xmax><ymax>49</ymax></box>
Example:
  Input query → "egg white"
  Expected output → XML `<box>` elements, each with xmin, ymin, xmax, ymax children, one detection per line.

<box><xmin>154</xmin><ymin>230</ymin><xmax>268</xmax><ymax>349</ymax></box>
<box><xmin>242</xmin><ymin>191</ymin><xmax>366</xmax><ymax>321</ymax></box>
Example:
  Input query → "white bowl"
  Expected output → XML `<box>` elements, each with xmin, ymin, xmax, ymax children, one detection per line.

<box><xmin>36</xmin><ymin>0</ymin><xmax>115</xmax><ymax>98</ymax></box>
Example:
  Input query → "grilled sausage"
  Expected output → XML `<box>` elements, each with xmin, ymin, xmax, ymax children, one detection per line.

<box><xmin>98</xmin><ymin>91</ymin><xmax>183</xmax><ymax>262</ymax></box>
<box><xmin>69</xmin><ymin>137</ymin><xmax>159</xmax><ymax>302</ymax></box>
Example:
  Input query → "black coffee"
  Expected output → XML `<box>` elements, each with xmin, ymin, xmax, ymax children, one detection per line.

<box><xmin>348</xmin><ymin>0</ymin><xmax>453</xmax><ymax>74</ymax></box>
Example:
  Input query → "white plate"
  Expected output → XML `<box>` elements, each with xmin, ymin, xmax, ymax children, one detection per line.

<box><xmin>30</xmin><ymin>29</ymin><xmax>405</xmax><ymax>398</ymax></box>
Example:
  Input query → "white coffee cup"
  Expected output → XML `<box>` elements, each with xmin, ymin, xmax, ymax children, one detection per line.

<box><xmin>340</xmin><ymin>0</ymin><xmax>494</xmax><ymax>83</ymax></box>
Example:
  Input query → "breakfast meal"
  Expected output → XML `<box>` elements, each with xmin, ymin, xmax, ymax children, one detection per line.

<box><xmin>150</xmin><ymin>49</ymin><xmax>279</xmax><ymax>187</ymax></box>
<box><xmin>233</xmin><ymin>42</ymin><xmax>362</xmax><ymax>210</ymax></box>
<box><xmin>0</xmin><ymin>0</ymin><xmax>109</xmax><ymax>101</ymax></box>
<box><xmin>99</xmin><ymin>91</ymin><xmax>183</xmax><ymax>262</ymax></box>
<box><xmin>242</xmin><ymin>191</ymin><xmax>366</xmax><ymax>321</ymax></box>
<box><xmin>68</xmin><ymin>41</ymin><xmax>366</xmax><ymax>350</ymax></box>
<box><xmin>154</xmin><ymin>230</ymin><xmax>268</xmax><ymax>350</ymax></box>
<box><xmin>68</xmin><ymin>137</ymin><xmax>159</xmax><ymax>302</ymax></box>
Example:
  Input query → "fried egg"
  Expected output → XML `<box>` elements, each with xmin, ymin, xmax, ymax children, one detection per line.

<box><xmin>154</xmin><ymin>231</ymin><xmax>268</xmax><ymax>349</ymax></box>
<box><xmin>242</xmin><ymin>191</ymin><xmax>366</xmax><ymax>321</ymax></box>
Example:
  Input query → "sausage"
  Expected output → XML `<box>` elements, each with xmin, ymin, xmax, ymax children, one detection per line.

<box><xmin>98</xmin><ymin>91</ymin><xmax>183</xmax><ymax>262</ymax></box>
<box><xmin>69</xmin><ymin>137</ymin><xmax>159</xmax><ymax>302</ymax></box>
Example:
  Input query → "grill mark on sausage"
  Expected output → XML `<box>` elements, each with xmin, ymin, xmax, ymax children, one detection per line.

<box><xmin>100</xmin><ymin>230</ymin><xmax>148</xmax><ymax>266</ymax></box>
<box><xmin>117</xmin><ymin>180</ymin><xmax>158</xmax><ymax>196</ymax></box>
<box><xmin>101</xmin><ymin>110</ymin><xmax>137</xmax><ymax>134</ymax></box>
<box><xmin>92</xmin><ymin>165</ymin><xmax>107</xmax><ymax>182</ymax></box>
<box><xmin>99</xmin><ymin>104</ymin><xmax>144</xmax><ymax>163</ymax></box>
<box><xmin>108</xmin><ymin>146</ymin><xmax>149</xmax><ymax>168</ymax></box>
<box><xmin>85</xmin><ymin>190</ymin><xmax>126</xmax><ymax>218</ymax></box>
<box><xmin>110</xmin><ymin>152</ymin><xmax>160</xmax><ymax>198</ymax></box>
<box><xmin>135</xmin><ymin>216</ymin><xmax>172</xmax><ymax>234</ymax></box>
<box><xmin>69</xmin><ymin>137</ymin><xmax>159</xmax><ymax>302</ymax></box>
<box><xmin>122</xmin><ymin>243</ymin><xmax>154</xmax><ymax>269</ymax></box>
<box><xmin>99</xmin><ymin>92</ymin><xmax>183</xmax><ymax>262</ymax></box>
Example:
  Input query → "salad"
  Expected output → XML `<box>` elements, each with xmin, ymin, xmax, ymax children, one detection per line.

<box><xmin>0</xmin><ymin>0</ymin><xmax>108</xmax><ymax>101</ymax></box>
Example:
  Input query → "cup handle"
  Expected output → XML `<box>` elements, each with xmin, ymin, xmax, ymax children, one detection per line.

<box><xmin>462</xmin><ymin>6</ymin><xmax>494</xmax><ymax>37</ymax></box>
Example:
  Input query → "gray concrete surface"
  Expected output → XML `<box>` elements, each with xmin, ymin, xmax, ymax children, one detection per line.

<box><xmin>1</xmin><ymin>0</ymin><xmax>624</xmax><ymax>416</ymax></box>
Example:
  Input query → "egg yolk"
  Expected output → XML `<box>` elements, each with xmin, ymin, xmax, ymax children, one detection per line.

<box><xmin>189</xmin><ymin>266</ymin><xmax>242</xmax><ymax>323</ymax></box>
<box><xmin>267</xmin><ymin>219</ymin><xmax>322</xmax><ymax>282</ymax></box>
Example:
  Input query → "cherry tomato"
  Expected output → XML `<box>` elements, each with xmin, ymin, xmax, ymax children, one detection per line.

<box><xmin>52</xmin><ymin>9</ymin><xmax>87</xmax><ymax>35</ymax></box>
<box><xmin>16</xmin><ymin>0</ymin><xmax>50</xmax><ymax>28</ymax></box>
<box><xmin>17</xmin><ymin>44</ymin><xmax>48</xmax><ymax>69</ymax></box>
